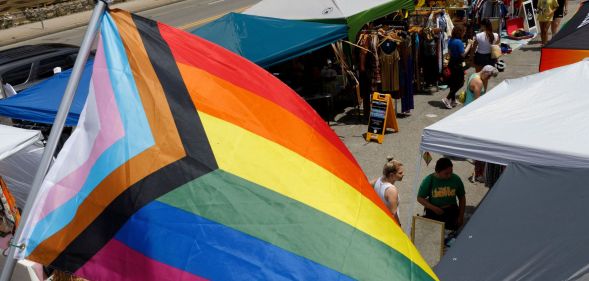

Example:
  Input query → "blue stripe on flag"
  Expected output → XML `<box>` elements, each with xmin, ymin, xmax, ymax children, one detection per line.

<box><xmin>114</xmin><ymin>201</ymin><xmax>354</xmax><ymax>281</ymax></box>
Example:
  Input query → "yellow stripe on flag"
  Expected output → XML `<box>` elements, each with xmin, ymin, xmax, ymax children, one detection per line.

<box><xmin>200</xmin><ymin>113</ymin><xmax>437</xmax><ymax>280</ymax></box>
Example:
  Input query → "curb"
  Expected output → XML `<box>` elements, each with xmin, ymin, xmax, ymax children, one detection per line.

<box><xmin>0</xmin><ymin>0</ymin><xmax>184</xmax><ymax>48</ymax></box>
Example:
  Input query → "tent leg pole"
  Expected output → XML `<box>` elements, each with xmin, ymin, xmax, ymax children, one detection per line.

<box><xmin>0</xmin><ymin>2</ymin><xmax>107</xmax><ymax>281</ymax></box>
<box><xmin>406</xmin><ymin>150</ymin><xmax>424</xmax><ymax>234</ymax></box>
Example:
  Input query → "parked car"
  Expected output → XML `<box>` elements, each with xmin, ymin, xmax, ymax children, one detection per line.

<box><xmin>0</xmin><ymin>43</ymin><xmax>80</xmax><ymax>97</ymax></box>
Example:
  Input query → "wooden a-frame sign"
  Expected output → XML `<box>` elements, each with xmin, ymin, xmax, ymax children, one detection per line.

<box><xmin>365</xmin><ymin>92</ymin><xmax>399</xmax><ymax>144</ymax></box>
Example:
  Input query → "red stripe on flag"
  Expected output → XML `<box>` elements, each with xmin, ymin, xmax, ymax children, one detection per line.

<box><xmin>156</xmin><ymin>22</ymin><xmax>360</xmax><ymax>167</ymax></box>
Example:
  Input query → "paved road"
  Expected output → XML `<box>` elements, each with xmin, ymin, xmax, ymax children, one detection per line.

<box><xmin>0</xmin><ymin>0</ymin><xmax>259</xmax><ymax>50</ymax></box>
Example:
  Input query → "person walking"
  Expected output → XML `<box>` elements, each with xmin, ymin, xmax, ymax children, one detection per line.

<box><xmin>417</xmin><ymin>158</ymin><xmax>466</xmax><ymax>230</ymax></box>
<box><xmin>473</xmin><ymin>19</ymin><xmax>499</xmax><ymax>72</ymax></box>
<box><xmin>538</xmin><ymin>0</ymin><xmax>560</xmax><ymax>45</ymax></box>
<box><xmin>442</xmin><ymin>25</ymin><xmax>473</xmax><ymax>109</ymax></box>
<box><xmin>551</xmin><ymin>0</ymin><xmax>568</xmax><ymax>35</ymax></box>
<box><xmin>372</xmin><ymin>158</ymin><xmax>405</xmax><ymax>226</ymax></box>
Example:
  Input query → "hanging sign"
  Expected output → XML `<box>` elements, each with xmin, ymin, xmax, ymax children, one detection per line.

<box><xmin>365</xmin><ymin>92</ymin><xmax>398</xmax><ymax>144</ymax></box>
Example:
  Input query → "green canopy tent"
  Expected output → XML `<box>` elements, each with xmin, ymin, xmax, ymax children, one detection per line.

<box><xmin>243</xmin><ymin>0</ymin><xmax>414</xmax><ymax>41</ymax></box>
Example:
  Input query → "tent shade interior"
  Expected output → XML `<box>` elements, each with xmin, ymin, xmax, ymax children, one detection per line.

<box><xmin>0</xmin><ymin>59</ymin><xmax>93</xmax><ymax>126</ymax></box>
<box><xmin>540</xmin><ymin>1</ymin><xmax>589</xmax><ymax>71</ymax></box>
<box><xmin>0</xmin><ymin>124</ymin><xmax>43</xmax><ymax>207</ymax></box>
<box><xmin>191</xmin><ymin>13</ymin><xmax>348</xmax><ymax>68</ymax></box>
<box><xmin>243</xmin><ymin>0</ymin><xmax>414</xmax><ymax>40</ymax></box>
<box><xmin>420</xmin><ymin>60</ymin><xmax>589</xmax><ymax>168</ymax></box>
<box><xmin>435</xmin><ymin>163</ymin><xmax>589</xmax><ymax>281</ymax></box>
<box><xmin>0</xmin><ymin>144</ymin><xmax>43</xmax><ymax>207</ymax></box>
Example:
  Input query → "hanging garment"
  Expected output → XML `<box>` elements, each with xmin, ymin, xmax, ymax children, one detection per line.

<box><xmin>485</xmin><ymin>163</ymin><xmax>506</xmax><ymax>187</ymax></box>
<box><xmin>413</xmin><ymin>33</ymin><xmax>422</xmax><ymax>91</ymax></box>
<box><xmin>371</xmin><ymin>34</ymin><xmax>382</xmax><ymax>90</ymax></box>
<box><xmin>399</xmin><ymin>40</ymin><xmax>415</xmax><ymax>112</ymax></box>
<box><xmin>0</xmin><ymin>177</ymin><xmax>19</xmax><ymax>236</ymax></box>
<box><xmin>380</xmin><ymin>49</ymin><xmax>401</xmax><ymax>92</ymax></box>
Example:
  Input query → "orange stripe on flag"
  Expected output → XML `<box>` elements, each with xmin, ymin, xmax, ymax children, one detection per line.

<box><xmin>540</xmin><ymin>48</ymin><xmax>589</xmax><ymax>71</ymax></box>
<box><xmin>177</xmin><ymin>63</ymin><xmax>392</xmax><ymax>217</ymax></box>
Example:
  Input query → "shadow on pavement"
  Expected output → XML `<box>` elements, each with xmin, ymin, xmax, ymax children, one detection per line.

<box><xmin>428</xmin><ymin>100</ymin><xmax>449</xmax><ymax>109</ymax></box>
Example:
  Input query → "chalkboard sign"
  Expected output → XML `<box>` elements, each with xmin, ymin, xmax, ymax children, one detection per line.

<box><xmin>366</xmin><ymin>93</ymin><xmax>398</xmax><ymax>144</ymax></box>
<box><xmin>368</xmin><ymin>99</ymin><xmax>388</xmax><ymax>135</ymax></box>
<box><xmin>522</xmin><ymin>0</ymin><xmax>537</xmax><ymax>33</ymax></box>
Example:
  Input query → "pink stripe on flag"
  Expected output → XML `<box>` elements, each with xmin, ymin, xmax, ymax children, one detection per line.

<box><xmin>75</xmin><ymin>239</ymin><xmax>208</xmax><ymax>281</ymax></box>
<box><xmin>34</xmin><ymin>36</ymin><xmax>125</xmax><ymax>221</ymax></box>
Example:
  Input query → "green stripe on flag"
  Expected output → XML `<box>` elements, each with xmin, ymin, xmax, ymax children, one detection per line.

<box><xmin>157</xmin><ymin>169</ymin><xmax>435</xmax><ymax>281</ymax></box>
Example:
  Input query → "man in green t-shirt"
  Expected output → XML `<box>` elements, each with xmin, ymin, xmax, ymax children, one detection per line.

<box><xmin>417</xmin><ymin>157</ymin><xmax>466</xmax><ymax>230</ymax></box>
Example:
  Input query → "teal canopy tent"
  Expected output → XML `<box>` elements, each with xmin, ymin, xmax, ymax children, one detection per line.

<box><xmin>191</xmin><ymin>13</ymin><xmax>348</xmax><ymax>68</ymax></box>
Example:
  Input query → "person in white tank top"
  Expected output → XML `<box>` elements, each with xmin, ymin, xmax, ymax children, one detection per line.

<box><xmin>371</xmin><ymin>159</ymin><xmax>404</xmax><ymax>226</ymax></box>
<box><xmin>475</xmin><ymin>32</ymin><xmax>499</xmax><ymax>54</ymax></box>
<box><xmin>473</xmin><ymin>19</ymin><xmax>500</xmax><ymax>72</ymax></box>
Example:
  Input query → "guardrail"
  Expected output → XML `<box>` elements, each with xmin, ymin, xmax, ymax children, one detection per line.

<box><xmin>0</xmin><ymin>0</ymin><xmax>125</xmax><ymax>30</ymax></box>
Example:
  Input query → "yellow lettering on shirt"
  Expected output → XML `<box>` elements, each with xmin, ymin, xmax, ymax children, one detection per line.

<box><xmin>432</xmin><ymin>186</ymin><xmax>456</xmax><ymax>198</ymax></box>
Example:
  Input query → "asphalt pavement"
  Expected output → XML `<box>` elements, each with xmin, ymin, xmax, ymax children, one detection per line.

<box><xmin>0</xmin><ymin>0</ymin><xmax>260</xmax><ymax>50</ymax></box>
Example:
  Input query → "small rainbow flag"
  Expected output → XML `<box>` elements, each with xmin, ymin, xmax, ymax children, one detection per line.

<box><xmin>17</xmin><ymin>9</ymin><xmax>437</xmax><ymax>281</ymax></box>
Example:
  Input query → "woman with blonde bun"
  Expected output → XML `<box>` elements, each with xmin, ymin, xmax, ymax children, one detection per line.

<box><xmin>371</xmin><ymin>157</ymin><xmax>404</xmax><ymax>226</ymax></box>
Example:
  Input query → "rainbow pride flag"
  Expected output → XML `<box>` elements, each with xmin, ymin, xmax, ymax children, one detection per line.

<box><xmin>17</xmin><ymin>9</ymin><xmax>438</xmax><ymax>281</ymax></box>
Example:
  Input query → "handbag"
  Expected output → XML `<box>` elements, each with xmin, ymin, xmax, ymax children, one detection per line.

<box><xmin>442</xmin><ymin>66</ymin><xmax>452</xmax><ymax>81</ymax></box>
<box><xmin>457</xmin><ymin>91</ymin><xmax>466</xmax><ymax>104</ymax></box>
<box><xmin>491</xmin><ymin>44</ymin><xmax>502</xmax><ymax>59</ymax></box>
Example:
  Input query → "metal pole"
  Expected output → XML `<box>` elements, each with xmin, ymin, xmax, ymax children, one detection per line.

<box><xmin>0</xmin><ymin>1</ymin><xmax>108</xmax><ymax>280</ymax></box>
<box><xmin>406</xmin><ymin>150</ymin><xmax>424</xmax><ymax>234</ymax></box>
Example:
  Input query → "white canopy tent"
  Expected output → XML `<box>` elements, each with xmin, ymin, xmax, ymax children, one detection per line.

<box><xmin>0</xmin><ymin>125</ymin><xmax>41</xmax><ymax>162</ymax></box>
<box><xmin>420</xmin><ymin>59</ymin><xmax>589</xmax><ymax>168</ymax></box>
<box><xmin>244</xmin><ymin>0</ymin><xmax>414</xmax><ymax>40</ymax></box>
<box><xmin>245</xmin><ymin>0</ymin><xmax>395</xmax><ymax>20</ymax></box>
<box><xmin>415</xmin><ymin>60</ymin><xmax>589</xmax><ymax>280</ymax></box>
<box><xmin>0</xmin><ymin>124</ymin><xmax>43</xmax><ymax>207</ymax></box>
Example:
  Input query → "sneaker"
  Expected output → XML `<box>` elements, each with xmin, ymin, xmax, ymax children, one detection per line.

<box><xmin>441</xmin><ymin>98</ymin><xmax>453</xmax><ymax>109</ymax></box>
<box><xmin>468</xmin><ymin>175</ymin><xmax>475</xmax><ymax>183</ymax></box>
<box><xmin>451</xmin><ymin>100</ymin><xmax>460</xmax><ymax>107</ymax></box>
<box><xmin>475</xmin><ymin>176</ymin><xmax>485</xmax><ymax>183</ymax></box>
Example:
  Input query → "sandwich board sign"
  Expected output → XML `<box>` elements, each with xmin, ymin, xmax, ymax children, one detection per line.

<box><xmin>522</xmin><ymin>0</ymin><xmax>538</xmax><ymax>33</ymax></box>
<box><xmin>365</xmin><ymin>92</ymin><xmax>398</xmax><ymax>144</ymax></box>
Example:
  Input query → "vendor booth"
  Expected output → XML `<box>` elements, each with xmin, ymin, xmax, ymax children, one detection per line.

<box><xmin>416</xmin><ymin>59</ymin><xmax>589</xmax><ymax>280</ymax></box>
<box><xmin>540</xmin><ymin>0</ymin><xmax>589</xmax><ymax>71</ymax></box>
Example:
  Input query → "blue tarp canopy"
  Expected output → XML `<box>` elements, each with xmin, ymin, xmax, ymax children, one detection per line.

<box><xmin>0</xmin><ymin>59</ymin><xmax>92</xmax><ymax>126</ymax></box>
<box><xmin>191</xmin><ymin>13</ymin><xmax>348</xmax><ymax>68</ymax></box>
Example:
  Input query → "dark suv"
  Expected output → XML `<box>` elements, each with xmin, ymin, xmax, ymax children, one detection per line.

<box><xmin>0</xmin><ymin>43</ymin><xmax>79</xmax><ymax>97</ymax></box>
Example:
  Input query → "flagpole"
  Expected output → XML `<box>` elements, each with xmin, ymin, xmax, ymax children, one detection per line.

<box><xmin>0</xmin><ymin>1</ymin><xmax>109</xmax><ymax>280</ymax></box>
